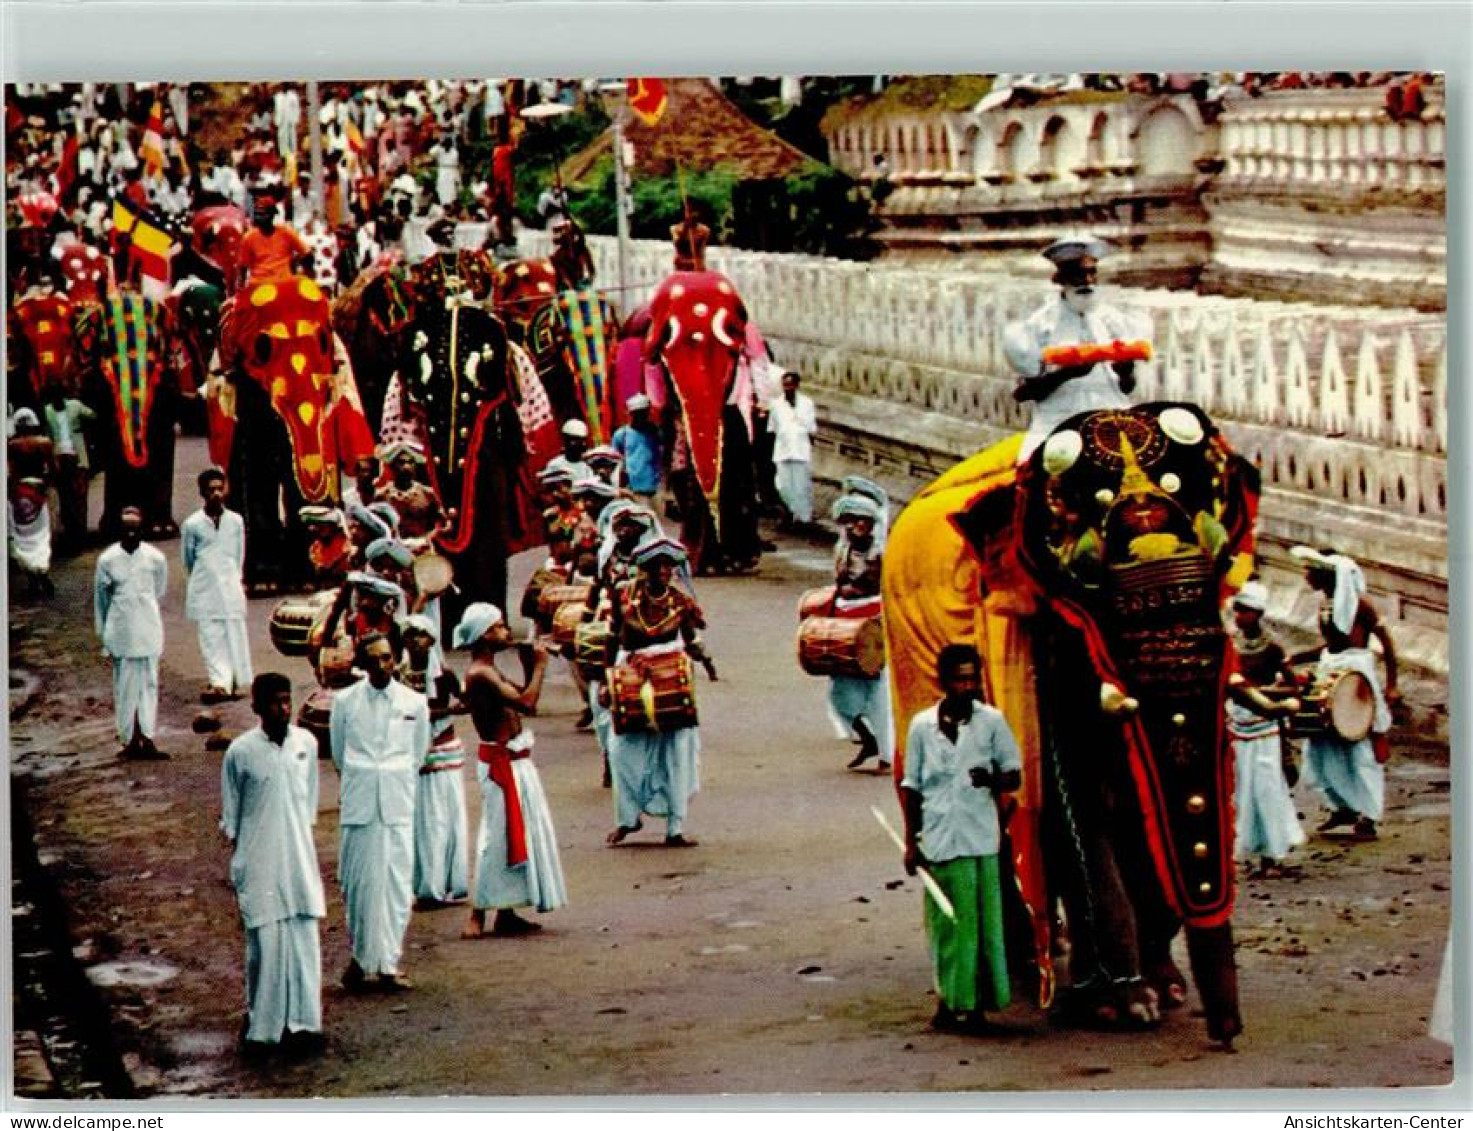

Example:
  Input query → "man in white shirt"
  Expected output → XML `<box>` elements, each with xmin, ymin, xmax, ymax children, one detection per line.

<box><xmin>94</xmin><ymin>506</ymin><xmax>169</xmax><ymax>760</ymax></box>
<box><xmin>181</xmin><ymin>468</ymin><xmax>253</xmax><ymax>703</ymax></box>
<box><xmin>901</xmin><ymin>642</ymin><xmax>1023</xmax><ymax>1033</ymax></box>
<box><xmin>767</xmin><ymin>371</ymin><xmax>818</xmax><ymax>528</ymax></box>
<box><xmin>329</xmin><ymin>633</ymin><xmax>430</xmax><ymax>992</ymax></box>
<box><xmin>545</xmin><ymin>419</ymin><xmax>593</xmax><ymax>484</ymax></box>
<box><xmin>1002</xmin><ymin>236</ymin><xmax>1151</xmax><ymax>462</ymax></box>
<box><xmin>221</xmin><ymin>672</ymin><xmax>327</xmax><ymax>1058</ymax></box>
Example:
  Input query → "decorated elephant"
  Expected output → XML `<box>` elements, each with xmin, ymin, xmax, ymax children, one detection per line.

<box><xmin>883</xmin><ymin>403</ymin><xmax>1259</xmax><ymax>1045</ymax></box>
<box><xmin>379</xmin><ymin>258</ymin><xmax>544</xmax><ymax>615</ymax></box>
<box><xmin>217</xmin><ymin>274</ymin><xmax>374</xmax><ymax>592</ymax></box>
<box><xmin>8</xmin><ymin>287</ymin><xmax>77</xmax><ymax>407</ymax></box>
<box><xmin>642</xmin><ymin>270</ymin><xmax>762</xmax><ymax>574</ymax></box>
<box><xmin>493</xmin><ymin>256</ymin><xmax>612</xmax><ymax>432</ymax></box>
<box><xmin>332</xmin><ymin>261</ymin><xmax>414</xmax><ymax>435</ymax></box>
<box><xmin>73</xmin><ymin>285</ymin><xmax>181</xmax><ymax>539</ymax></box>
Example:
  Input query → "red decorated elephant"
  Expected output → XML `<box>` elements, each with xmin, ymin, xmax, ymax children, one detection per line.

<box><xmin>8</xmin><ymin>288</ymin><xmax>77</xmax><ymax>406</ymax></box>
<box><xmin>217</xmin><ymin>274</ymin><xmax>373</xmax><ymax>592</ymax></box>
<box><xmin>643</xmin><ymin>270</ymin><xmax>762</xmax><ymax>574</ymax></box>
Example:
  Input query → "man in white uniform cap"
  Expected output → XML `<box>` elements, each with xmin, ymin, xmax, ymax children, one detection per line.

<box><xmin>1002</xmin><ymin>236</ymin><xmax>1152</xmax><ymax>461</ymax></box>
<box><xmin>545</xmin><ymin>419</ymin><xmax>592</xmax><ymax>484</ymax></box>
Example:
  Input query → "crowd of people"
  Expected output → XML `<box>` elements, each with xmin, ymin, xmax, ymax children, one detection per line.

<box><xmin>8</xmin><ymin>79</ymin><xmax>1411</xmax><ymax>1056</ymax></box>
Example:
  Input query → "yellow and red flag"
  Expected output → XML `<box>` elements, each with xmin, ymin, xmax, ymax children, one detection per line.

<box><xmin>111</xmin><ymin>194</ymin><xmax>176</xmax><ymax>298</ymax></box>
<box><xmin>344</xmin><ymin>118</ymin><xmax>366</xmax><ymax>157</ymax></box>
<box><xmin>140</xmin><ymin>100</ymin><xmax>167</xmax><ymax>178</ymax></box>
<box><xmin>627</xmin><ymin>78</ymin><xmax>668</xmax><ymax>126</ymax></box>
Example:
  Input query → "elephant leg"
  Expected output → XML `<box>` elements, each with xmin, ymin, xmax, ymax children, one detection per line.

<box><xmin>717</xmin><ymin>406</ymin><xmax>760</xmax><ymax>571</ymax></box>
<box><xmin>1108</xmin><ymin>767</ymin><xmax>1189</xmax><ymax>1011</ymax></box>
<box><xmin>1036</xmin><ymin>619</ymin><xmax>1159</xmax><ymax>1030</ymax></box>
<box><xmin>230</xmin><ymin>417</ymin><xmax>287</xmax><ymax>590</ymax></box>
<box><xmin>145</xmin><ymin>404</ymin><xmax>178</xmax><ymax>538</ymax></box>
<box><xmin>1185</xmin><ymin>922</ymin><xmax>1243</xmax><ymax>1045</ymax></box>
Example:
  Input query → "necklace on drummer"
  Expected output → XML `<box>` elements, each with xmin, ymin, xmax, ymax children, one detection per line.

<box><xmin>628</xmin><ymin>583</ymin><xmax>683</xmax><ymax>637</ymax></box>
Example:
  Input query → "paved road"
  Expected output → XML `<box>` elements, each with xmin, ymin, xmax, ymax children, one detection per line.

<box><xmin>8</xmin><ymin>436</ymin><xmax>1455</xmax><ymax>1099</ymax></box>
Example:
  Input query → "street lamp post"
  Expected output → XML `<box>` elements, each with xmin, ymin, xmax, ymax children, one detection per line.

<box><xmin>599</xmin><ymin>82</ymin><xmax>632</xmax><ymax>312</ymax></box>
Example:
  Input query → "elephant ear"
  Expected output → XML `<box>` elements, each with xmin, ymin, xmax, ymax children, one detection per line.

<box><xmin>1016</xmin><ymin>402</ymin><xmax>1258</xmax><ymax>929</ymax></box>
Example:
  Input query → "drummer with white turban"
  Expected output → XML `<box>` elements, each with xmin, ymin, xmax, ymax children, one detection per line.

<box><xmin>827</xmin><ymin>491</ymin><xmax>894</xmax><ymax>772</ymax></box>
<box><xmin>1224</xmin><ymin>580</ymin><xmax>1305</xmax><ymax>874</ymax></box>
<box><xmin>453</xmin><ymin>603</ymin><xmax>568</xmax><ymax>938</ymax></box>
<box><xmin>1288</xmin><ymin>547</ymin><xmax>1400</xmax><ymax>840</ymax></box>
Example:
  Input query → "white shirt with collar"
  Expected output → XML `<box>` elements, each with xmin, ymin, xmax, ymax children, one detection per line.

<box><xmin>181</xmin><ymin>507</ymin><xmax>247</xmax><ymax>621</ymax></box>
<box><xmin>329</xmin><ymin>676</ymin><xmax>430</xmax><ymax>828</ymax></box>
<box><xmin>1003</xmin><ymin>296</ymin><xmax>1151</xmax><ymax>461</ymax></box>
<box><xmin>768</xmin><ymin>392</ymin><xmax>817</xmax><ymax>463</ymax></box>
<box><xmin>220</xmin><ymin>724</ymin><xmax>326</xmax><ymax>929</ymax></box>
<box><xmin>901</xmin><ymin>700</ymin><xmax>1022</xmax><ymax>863</ymax></box>
<box><xmin>94</xmin><ymin>541</ymin><xmax>168</xmax><ymax>658</ymax></box>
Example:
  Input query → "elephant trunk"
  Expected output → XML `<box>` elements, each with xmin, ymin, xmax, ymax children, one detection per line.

<box><xmin>1184</xmin><ymin>920</ymin><xmax>1243</xmax><ymax>1045</ymax></box>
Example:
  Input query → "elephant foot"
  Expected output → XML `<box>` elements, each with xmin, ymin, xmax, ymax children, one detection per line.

<box><xmin>1053</xmin><ymin>978</ymin><xmax>1161</xmax><ymax>1032</ymax></box>
<box><xmin>1145</xmin><ymin>960</ymin><xmax>1189</xmax><ymax>1011</ymax></box>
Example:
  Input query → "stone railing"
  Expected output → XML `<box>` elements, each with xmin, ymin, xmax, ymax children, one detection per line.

<box><xmin>1217</xmin><ymin>87</ymin><xmax>1446</xmax><ymax>195</ymax></box>
<box><xmin>520</xmin><ymin>232</ymin><xmax>1447</xmax><ymax>669</ymax></box>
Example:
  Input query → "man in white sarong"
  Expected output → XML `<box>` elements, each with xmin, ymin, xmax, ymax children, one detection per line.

<box><xmin>181</xmin><ymin>468</ymin><xmax>252</xmax><ymax>703</ymax></box>
<box><xmin>329</xmin><ymin>632</ymin><xmax>430</xmax><ymax>990</ymax></box>
<box><xmin>1002</xmin><ymin>236</ymin><xmax>1151</xmax><ymax>462</ymax></box>
<box><xmin>454</xmin><ymin>604</ymin><xmax>568</xmax><ymax>939</ymax></box>
<box><xmin>401</xmin><ymin>616</ymin><xmax>469</xmax><ymax>908</ymax></box>
<box><xmin>221</xmin><ymin>672</ymin><xmax>327</xmax><ymax>1058</ymax></box>
<box><xmin>94</xmin><ymin>506</ymin><xmax>169</xmax><ymax>760</ymax></box>
<box><xmin>767</xmin><ymin>371</ymin><xmax>817</xmax><ymax>527</ymax></box>
<box><xmin>1289</xmin><ymin>547</ymin><xmax>1399</xmax><ymax>840</ymax></box>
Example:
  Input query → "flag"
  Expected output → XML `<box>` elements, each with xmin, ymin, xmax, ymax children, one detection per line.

<box><xmin>627</xmin><ymin>78</ymin><xmax>668</xmax><ymax>126</ymax></box>
<box><xmin>54</xmin><ymin>133</ymin><xmax>80</xmax><ymax>200</ymax></box>
<box><xmin>140</xmin><ymin>99</ymin><xmax>166</xmax><ymax>177</ymax></box>
<box><xmin>344</xmin><ymin>118</ymin><xmax>366</xmax><ymax>157</ymax></box>
<box><xmin>111</xmin><ymin>195</ymin><xmax>176</xmax><ymax>299</ymax></box>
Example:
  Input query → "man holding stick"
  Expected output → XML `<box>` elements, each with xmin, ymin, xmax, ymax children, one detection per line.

<box><xmin>900</xmin><ymin>643</ymin><xmax>1022</xmax><ymax>1033</ymax></box>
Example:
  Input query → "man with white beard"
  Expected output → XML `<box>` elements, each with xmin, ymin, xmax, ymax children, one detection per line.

<box><xmin>1002</xmin><ymin>236</ymin><xmax>1151</xmax><ymax>462</ymax></box>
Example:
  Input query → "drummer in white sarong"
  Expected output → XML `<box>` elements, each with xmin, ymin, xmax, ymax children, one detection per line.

<box><xmin>1288</xmin><ymin>548</ymin><xmax>1400</xmax><ymax>840</ymax></box>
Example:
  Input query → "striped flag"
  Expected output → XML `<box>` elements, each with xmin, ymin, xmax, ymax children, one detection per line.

<box><xmin>627</xmin><ymin>78</ymin><xmax>668</xmax><ymax>126</ymax></box>
<box><xmin>111</xmin><ymin>195</ymin><xmax>176</xmax><ymax>299</ymax></box>
<box><xmin>140</xmin><ymin>100</ymin><xmax>167</xmax><ymax>178</ymax></box>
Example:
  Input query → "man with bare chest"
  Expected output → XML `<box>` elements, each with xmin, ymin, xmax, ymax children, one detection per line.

<box><xmin>452</xmin><ymin>604</ymin><xmax>568</xmax><ymax>938</ymax></box>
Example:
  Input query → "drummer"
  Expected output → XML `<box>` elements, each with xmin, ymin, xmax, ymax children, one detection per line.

<box><xmin>301</xmin><ymin>506</ymin><xmax>352</xmax><ymax>589</ymax></box>
<box><xmin>828</xmin><ymin>492</ymin><xmax>894</xmax><ymax>773</ymax></box>
<box><xmin>537</xmin><ymin>466</ymin><xmax>582</xmax><ymax>571</ymax></box>
<box><xmin>401</xmin><ymin>615</ymin><xmax>469</xmax><ymax>909</ymax></box>
<box><xmin>605</xmin><ymin>537</ymin><xmax>711</xmax><ymax>848</ymax></box>
<box><xmin>378</xmin><ymin>440</ymin><xmax>444</xmax><ymax>541</ymax></box>
<box><xmin>583</xmin><ymin>502</ymin><xmax>656</xmax><ymax>787</ymax></box>
<box><xmin>584</xmin><ymin>446</ymin><xmax>626</xmax><ymax>492</ymax></box>
<box><xmin>1224</xmin><ymin>580</ymin><xmax>1305</xmax><ymax>876</ymax></box>
<box><xmin>572</xmin><ymin>477</ymin><xmax>619</xmax><ymax>559</ymax></box>
<box><xmin>1287</xmin><ymin>547</ymin><xmax>1399</xmax><ymax>840</ymax></box>
<box><xmin>346</xmin><ymin>503</ymin><xmax>394</xmax><ymax>572</ymax></box>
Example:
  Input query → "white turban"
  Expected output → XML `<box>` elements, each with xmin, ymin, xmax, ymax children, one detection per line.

<box><xmin>452</xmin><ymin>602</ymin><xmax>504</xmax><ymax>649</ymax></box>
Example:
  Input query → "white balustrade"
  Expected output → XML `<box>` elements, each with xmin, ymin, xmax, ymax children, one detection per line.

<box><xmin>519</xmin><ymin>229</ymin><xmax>1445</xmax><ymax>523</ymax></box>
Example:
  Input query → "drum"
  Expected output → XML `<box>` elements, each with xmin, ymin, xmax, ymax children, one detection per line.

<box><xmin>520</xmin><ymin>565</ymin><xmax>567</xmax><ymax>619</ymax></box>
<box><xmin>412</xmin><ymin>552</ymin><xmax>454</xmax><ymax>598</ymax></box>
<box><xmin>269</xmin><ymin>591</ymin><xmax>334</xmax><ymax>656</ymax></box>
<box><xmin>539</xmin><ymin>583</ymin><xmax>592</xmax><ymax>618</ymax></box>
<box><xmin>296</xmin><ymin>686</ymin><xmax>335</xmax><ymax>758</ymax></box>
<box><xmin>609</xmin><ymin>652</ymin><xmax>698</xmax><ymax>734</ymax></box>
<box><xmin>797</xmin><ymin>615</ymin><xmax>886</xmax><ymax>679</ymax></box>
<box><xmin>1285</xmin><ymin>669</ymin><xmax>1376</xmax><ymax>743</ymax></box>
<box><xmin>797</xmin><ymin>586</ymin><xmax>836</xmax><ymax>621</ymax></box>
<box><xmin>574</xmin><ymin>620</ymin><xmax>615</xmax><ymax>679</ymax></box>
<box><xmin>551</xmin><ymin>600</ymin><xmax>587</xmax><ymax>647</ymax></box>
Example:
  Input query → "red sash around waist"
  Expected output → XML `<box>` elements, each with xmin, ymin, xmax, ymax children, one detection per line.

<box><xmin>477</xmin><ymin>740</ymin><xmax>530</xmax><ymax>867</ymax></box>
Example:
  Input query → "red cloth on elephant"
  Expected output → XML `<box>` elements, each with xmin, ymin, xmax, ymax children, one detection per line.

<box><xmin>9</xmin><ymin>292</ymin><xmax>76</xmax><ymax>394</ymax></box>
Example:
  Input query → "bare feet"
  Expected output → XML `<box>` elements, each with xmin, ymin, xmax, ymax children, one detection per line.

<box><xmin>606</xmin><ymin>820</ymin><xmax>642</xmax><ymax>846</ymax></box>
<box><xmin>461</xmin><ymin>911</ymin><xmax>487</xmax><ymax>939</ymax></box>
